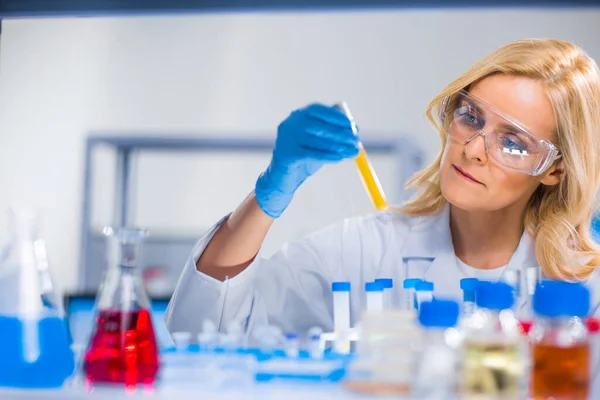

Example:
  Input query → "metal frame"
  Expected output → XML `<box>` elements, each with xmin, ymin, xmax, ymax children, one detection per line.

<box><xmin>79</xmin><ymin>134</ymin><xmax>423</xmax><ymax>290</ymax></box>
<box><xmin>0</xmin><ymin>0</ymin><xmax>598</xmax><ymax>18</ymax></box>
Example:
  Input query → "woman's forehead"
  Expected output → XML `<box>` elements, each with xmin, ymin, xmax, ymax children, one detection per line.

<box><xmin>469</xmin><ymin>75</ymin><xmax>556</xmax><ymax>141</ymax></box>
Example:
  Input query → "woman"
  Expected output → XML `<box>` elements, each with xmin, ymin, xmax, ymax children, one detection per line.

<box><xmin>165</xmin><ymin>38</ymin><xmax>600</xmax><ymax>339</ymax></box>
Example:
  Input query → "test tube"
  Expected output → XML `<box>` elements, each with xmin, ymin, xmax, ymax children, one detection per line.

<box><xmin>334</xmin><ymin>102</ymin><xmax>388</xmax><ymax>211</ymax></box>
<box><xmin>307</xmin><ymin>327</ymin><xmax>324</xmax><ymax>359</ymax></box>
<box><xmin>332</xmin><ymin>281</ymin><xmax>351</xmax><ymax>354</ymax></box>
<box><xmin>374</xmin><ymin>278</ymin><xmax>394</xmax><ymax>309</ymax></box>
<box><xmin>415</xmin><ymin>281</ymin><xmax>434</xmax><ymax>310</ymax></box>
<box><xmin>284</xmin><ymin>332</ymin><xmax>300</xmax><ymax>358</ymax></box>
<box><xmin>365</xmin><ymin>281</ymin><xmax>385</xmax><ymax>313</ymax></box>
<box><xmin>502</xmin><ymin>270</ymin><xmax>522</xmax><ymax>303</ymax></box>
<box><xmin>403</xmin><ymin>278</ymin><xmax>423</xmax><ymax>310</ymax></box>
<box><xmin>460</xmin><ymin>278</ymin><xmax>479</xmax><ymax>317</ymax></box>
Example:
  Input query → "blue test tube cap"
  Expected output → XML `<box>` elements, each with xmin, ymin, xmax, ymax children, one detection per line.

<box><xmin>375</xmin><ymin>278</ymin><xmax>393</xmax><ymax>289</ymax></box>
<box><xmin>475</xmin><ymin>281</ymin><xmax>514</xmax><ymax>310</ymax></box>
<box><xmin>403</xmin><ymin>278</ymin><xmax>423</xmax><ymax>289</ymax></box>
<box><xmin>418</xmin><ymin>299</ymin><xmax>460</xmax><ymax>328</ymax></box>
<box><xmin>533</xmin><ymin>280</ymin><xmax>590</xmax><ymax>318</ymax></box>
<box><xmin>332</xmin><ymin>282</ymin><xmax>351</xmax><ymax>292</ymax></box>
<box><xmin>460</xmin><ymin>278</ymin><xmax>479</xmax><ymax>302</ymax></box>
<box><xmin>365</xmin><ymin>281</ymin><xmax>385</xmax><ymax>292</ymax></box>
<box><xmin>415</xmin><ymin>281</ymin><xmax>434</xmax><ymax>292</ymax></box>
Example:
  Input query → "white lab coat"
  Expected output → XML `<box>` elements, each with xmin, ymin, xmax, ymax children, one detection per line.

<box><xmin>165</xmin><ymin>203</ymin><xmax>600</xmax><ymax>336</ymax></box>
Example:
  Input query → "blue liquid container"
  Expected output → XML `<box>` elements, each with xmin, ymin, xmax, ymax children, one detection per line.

<box><xmin>0</xmin><ymin>207</ymin><xmax>75</xmax><ymax>388</ymax></box>
<box><xmin>0</xmin><ymin>315</ymin><xmax>75</xmax><ymax>388</ymax></box>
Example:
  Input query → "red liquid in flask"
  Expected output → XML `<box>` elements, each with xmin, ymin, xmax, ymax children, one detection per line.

<box><xmin>83</xmin><ymin>309</ymin><xmax>159</xmax><ymax>385</ymax></box>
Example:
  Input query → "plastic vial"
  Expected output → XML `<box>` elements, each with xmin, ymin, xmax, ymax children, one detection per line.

<box><xmin>332</xmin><ymin>281</ymin><xmax>351</xmax><ymax>354</ymax></box>
<box><xmin>413</xmin><ymin>299</ymin><xmax>461</xmax><ymax>398</ymax></box>
<box><xmin>374</xmin><ymin>278</ymin><xmax>394</xmax><ymax>309</ymax></box>
<box><xmin>0</xmin><ymin>207</ymin><xmax>75</xmax><ymax>388</ymax></box>
<box><xmin>365</xmin><ymin>281</ymin><xmax>384</xmax><ymax>313</ymax></box>
<box><xmin>334</xmin><ymin>102</ymin><xmax>388</xmax><ymax>211</ymax></box>
<box><xmin>83</xmin><ymin>228</ymin><xmax>160</xmax><ymax>386</ymax></box>
<box><xmin>284</xmin><ymin>332</ymin><xmax>300</xmax><ymax>358</ymax></box>
<box><xmin>460</xmin><ymin>278</ymin><xmax>479</xmax><ymax>317</ymax></box>
<box><xmin>459</xmin><ymin>281</ymin><xmax>525</xmax><ymax>400</ymax></box>
<box><xmin>198</xmin><ymin>319</ymin><xmax>217</xmax><ymax>351</ymax></box>
<box><xmin>520</xmin><ymin>266</ymin><xmax>540</xmax><ymax>334</ymax></box>
<box><xmin>415</xmin><ymin>281</ymin><xmax>434</xmax><ymax>310</ymax></box>
<box><xmin>502</xmin><ymin>270</ymin><xmax>522</xmax><ymax>309</ymax></box>
<box><xmin>307</xmin><ymin>327</ymin><xmax>323</xmax><ymax>359</ymax></box>
<box><xmin>530</xmin><ymin>281</ymin><xmax>590</xmax><ymax>400</ymax></box>
<box><xmin>402</xmin><ymin>278</ymin><xmax>423</xmax><ymax>311</ymax></box>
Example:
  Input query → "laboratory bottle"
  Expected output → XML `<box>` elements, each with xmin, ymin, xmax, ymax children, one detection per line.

<box><xmin>365</xmin><ymin>281</ymin><xmax>384</xmax><ymax>314</ymax></box>
<box><xmin>413</xmin><ymin>299</ymin><xmax>461</xmax><ymax>398</ymax></box>
<box><xmin>459</xmin><ymin>281</ymin><xmax>526</xmax><ymax>400</ymax></box>
<box><xmin>83</xmin><ymin>228</ymin><xmax>160</xmax><ymax>386</ymax></box>
<box><xmin>460</xmin><ymin>278</ymin><xmax>478</xmax><ymax>318</ymax></box>
<box><xmin>414</xmin><ymin>280</ymin><xmax>434</xmax><ymax>310</ymax></box>
<box><xmin>0</xmin><ymin>207</ymin><xmax>75</xmax><ymax>388</ymax></box>
<box><xmin>530</xmin><ymin>280</ymin><xmax>590</xmax><ymax>400</ymax></box>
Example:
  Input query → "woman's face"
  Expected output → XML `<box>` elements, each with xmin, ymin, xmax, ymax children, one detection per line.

<box><xmin>439</xmin><ymin>74</ymin><xmax>562</xmax><ymax>213</ymax></box>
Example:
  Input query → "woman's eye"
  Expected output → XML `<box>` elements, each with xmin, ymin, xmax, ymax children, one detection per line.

<box><xmin>501</xmin><ymin>135</ymin><xmax>529</xmax><ymax>155</ymax></box>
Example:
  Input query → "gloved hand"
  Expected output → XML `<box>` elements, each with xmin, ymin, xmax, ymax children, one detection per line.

<box><xmin>255</xmin><ymin>103</ymin><xmax>360</xmax><ymax>218</ymax></box>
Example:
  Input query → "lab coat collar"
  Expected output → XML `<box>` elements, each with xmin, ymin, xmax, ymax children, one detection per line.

<box><xmin>402</xmin><ymin>202</ymin><xmax>539</xmax><ymax>270</ymax></box>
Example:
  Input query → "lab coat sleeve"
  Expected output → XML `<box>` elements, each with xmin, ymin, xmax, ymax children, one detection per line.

<box><xmin>165</xmin><ymin>210</ymin><xmax>406</xmax><ymax>342</ymax></box>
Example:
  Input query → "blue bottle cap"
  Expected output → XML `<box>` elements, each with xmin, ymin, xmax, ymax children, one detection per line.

<box><xmin>403</xmin><ymin>278</ymin><xmax>422</xmax><ymax>289</ymax></box>
<box><xmin>418</xmin><ymin>299</ymin><xmax>460</xmax><ymax>328</ymax></box>
<box><xmin>375</xmin><ymin>278</ymin><xmax>393</xmax><ymax>289</ymax></box>
<box><xmin>332</xmin><ymin>282</ymin><xmax>351</xmax><ymax>292</ymax></box>
<box><xmin>285</xmin><ymin>332</ymin><xmax>299</xmax><ymax>340</ymax></box>
<box><xmin>533</xmin><ymin>280</ymin><xmax>590</xmax><ymax>318</ymax></box>
<box><xmin>460</xmin><ymin>278</ymin><xmax>479</xmax><ymax>302</ymax></box>
<box><xmin>475</xmin><ymin>281</ymin><xmax>514</xmax><ymax>310</ymax></box>
<box><xmin>365</xmin><ymin>281</ymin><xmax>384</xmax><ymax>292</ymax></box>
<box><xmin>415</xmin><ymin>281</ymin><xmax>434</xmax><ymax>292</ymax></box>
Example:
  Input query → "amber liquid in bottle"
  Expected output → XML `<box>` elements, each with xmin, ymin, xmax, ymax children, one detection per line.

<box><xmin>531</xmin><ymin>343</ymin><xmax>589</xmax><ymax>400</ymax></box>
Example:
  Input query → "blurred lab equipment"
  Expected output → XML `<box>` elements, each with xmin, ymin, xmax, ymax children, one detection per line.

<box><xmin>402</xmin><ymin>278</ymin><xmax>422</xmax><ymax>311</ymax></box>
<box><xmin>365</xmin><ymin>281</ymin><xmax>384</xmax><ymax>313</ymax></box>
<box><xmin>335</xmin><ymin>102</ymin><xmax>388</xmax><ymax>211</ymax></box>
<box><xmin>413</xmin><ymin>299</ymin><xmax>461</xmax><ymax>399</ymax></box>
<box><xmin>374</xmin><ymin>278</ymin><xmax>393</xmax><ymax>308</ymax></box>
<box><xmin>0</xmin><ymin>207</ymin><xmax>75</xmax><ymax>388</ymax></box>
<box><xmin>530</xmin><ymin>281</ymin><xmax>590</xmax><ymax>400</ymax></box>
<box><xmin>83</xmin><ymin>227</ymin><xmax>160</xmax><ymax>386</ymax></box>
<box><xmin>342</xmin><ymin>309</ymin><xmax>420</xmax><ymax>395</ymax></box>
<box><xmin>459</xmin><ymin>281</ymin><xmax>526</xmax><ymax>399</ymax></box>
<box><xmin>460</xmin><ymin>278</ymin><xmax>478</xmax><ymax>319</ymax></box>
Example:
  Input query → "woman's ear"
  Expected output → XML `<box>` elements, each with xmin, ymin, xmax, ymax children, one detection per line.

<box><xmin>540</xmin><ymin>160</ymin><xmax>564</xmax><ymax>186</ymax></box>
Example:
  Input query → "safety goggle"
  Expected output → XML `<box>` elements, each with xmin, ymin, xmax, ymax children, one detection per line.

<box><xmin>439</xmin><ymin>89</ymin><xmax>561</xmax><ymax>176</ymax></box>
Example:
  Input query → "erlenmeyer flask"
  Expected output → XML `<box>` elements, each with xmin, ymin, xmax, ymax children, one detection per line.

<box><xmin>0</xmin><ymin>207</ymin><xmax>74</xmax><ymax>388</ymax></box>
<box><xmin>83</xmin><ymin>228</ymin><xmax>160</xmax><ymax>386</ymax></box>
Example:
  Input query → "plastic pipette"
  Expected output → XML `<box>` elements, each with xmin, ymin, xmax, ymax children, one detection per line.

<box><xmin>334</xmin><ymin>102</ymin><xmax>388</xmax><ymax>211</ymax></box>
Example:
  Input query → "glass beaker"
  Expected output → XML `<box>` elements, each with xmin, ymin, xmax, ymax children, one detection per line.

<box><xmin>83</xmin><ymin>228</ymin><xmax>160</xmax><ymax>386</ymax></box>
<box><xmin>0</xmin><ymin>207</ymin><xmax>74</xmax><ymax>388</ymax></box>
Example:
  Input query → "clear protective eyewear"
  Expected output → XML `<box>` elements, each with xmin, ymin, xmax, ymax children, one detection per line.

<box><xmin>439</xmin><ymin>89</ymin><xmax>561</xmax><ymax>176</ymax></box>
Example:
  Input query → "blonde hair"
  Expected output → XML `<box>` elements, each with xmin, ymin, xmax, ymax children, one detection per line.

<box><xmin>401</xmin><ymin>38</ymin><xmax>600</xmax><ymax>280</ymax></box>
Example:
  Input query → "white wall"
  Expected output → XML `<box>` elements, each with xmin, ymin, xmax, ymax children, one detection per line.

<box><xmin>0</xmin><ymin>8</ymin><xmax>598</xmax><ymax>292</ymax></box>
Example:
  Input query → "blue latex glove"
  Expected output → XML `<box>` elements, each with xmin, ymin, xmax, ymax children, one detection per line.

<box><xmin>255</xmin><ymin>103</ymin><xmax>360</xmax><ymax>218</ymax></box>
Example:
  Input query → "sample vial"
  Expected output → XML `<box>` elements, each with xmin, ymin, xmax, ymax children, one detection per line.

<box><xmin>415</xmin><ymin>281</ymin><xmax>434</xmax><ymax>310</ymax></box>
<box><xmin>460</xmin><ymin>278</ymin><xmax>479</xmax><ymax>317</ymax></box>
<box><xmin>334</xmin><ymin>102</ymin><xmax>388</xmax><ymax>211</ymax></box>
<box><xmin>402</xmin><ymin>278</ymin><xmax>423</xmax><ymax>311</ymax></box>
<box><xmin>531</xmin><ymin>281</ymin><xmax>590</xmax><ymax>400</ymax></box>
<box><xmin>374</xmin><ymin>278</ymin><xmax>394</xmax><ymax>309</ymax></box>
<box><xmin>365</xmin><ymin>281</ymin><xmax>384</xmax><ymax>313</ymax></box>
<box><xmin>332</xmin><ymin>281</ymin><xmax>351</xmax><ymax>354</ymax></box>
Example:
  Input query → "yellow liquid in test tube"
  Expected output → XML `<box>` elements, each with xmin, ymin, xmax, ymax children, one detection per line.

<box><xmin>335</xmin><ymin>102</ymin><xmax>389</xmax><ymax>211</ymax></box>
